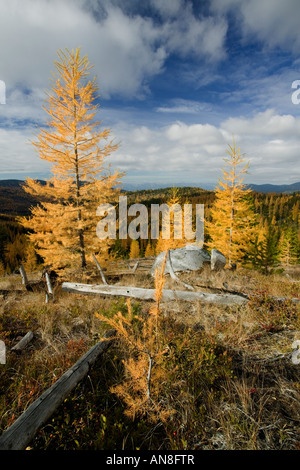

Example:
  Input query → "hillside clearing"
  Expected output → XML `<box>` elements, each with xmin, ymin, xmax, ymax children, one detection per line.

<box><xmin>0</xmin><ymin>264</ymin><xmax>299</xmax><ymax>450</ymax></box>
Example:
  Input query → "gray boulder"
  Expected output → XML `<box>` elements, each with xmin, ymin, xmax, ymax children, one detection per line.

<box><xmin>150</xmin><ymin>245</ymin><xmax>211</xmax><ymax>276</ymax></box>
<box><xmin>211</xmin><ymin>249</ymin><xmax>226</xmax><ymax>271</ymax></box>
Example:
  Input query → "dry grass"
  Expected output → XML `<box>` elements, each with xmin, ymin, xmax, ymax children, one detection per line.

<box><xmin>0</xmin><ymin>263</ymin><xmax>299</xmax><ymax>449</ymax></box>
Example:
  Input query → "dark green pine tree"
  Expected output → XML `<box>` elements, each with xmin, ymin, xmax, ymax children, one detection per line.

<box><xmin>249</xmin><ymin>227</ymin><xmax>280</xmax><ymax>274</ymax></box>
<box><xmin>279</xmin><ymin>227</ymin><xmax>299</xmax><ymax>267</ymax></box>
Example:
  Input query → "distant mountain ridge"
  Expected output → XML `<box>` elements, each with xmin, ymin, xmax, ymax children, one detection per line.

<box><xmin>0</xmin><ymin>179</ymin><xmax>46</xmax><ymax>187</ymax></box>
<box><xmin>0</xmin><ymin>179</ymin><xmax>299</xmax><ymax>194</ymax></box>
<box><xmin>247</xmin><ymin>182</ymin><xmax>300</xmax><ymax>193</ymax></box>
<box><xmin>0</xmin><ymin>179</ymin><xmax>25</xmax><ymax>187</ymax></box>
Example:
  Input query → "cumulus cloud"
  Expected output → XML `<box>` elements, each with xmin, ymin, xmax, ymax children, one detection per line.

<box><xmin>107</xmin><ymin>109</ymin><xmax>300</xmax><ymax>186</ymax></box>
<box><xmin>160</xmin><ymin>8</ymin><xmax>227</xmax><ymax>61</ymax></box>
<box><xmin>211</xmin><ymin>0</ymin><xmax>300</xmax><ymax>53</ymax></box>
<box><xmin>1</xmin><ymin>0</ymin><xmax>299</xmax><ymax>187</ymax></box>
<box><xmin>0</xmin><ymin>0</ymin><xmax>166</xmax><ymax>99</ymax></box>
<box><xmin>0</xmin><ymin>0</ymin><xmax>227</xmax><ymax>100</ymax></box>
<box><xmin>2</xmin><ymin>108</ymin><xmax>300</xmax><ymax>185</ymax></box>
<box><xmin>222</xmin><ymin>109</ymin><xmax>300</xmax><ymax>138</ymax></box>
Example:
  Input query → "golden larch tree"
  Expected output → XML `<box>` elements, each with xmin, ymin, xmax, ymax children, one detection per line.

<box><xmin>0</xmin><ymin>260</ymin><xmax>5</xmax><ymax>277</ymax></box>
<box><xmin>206</xmin><ymin>138</ymin><xmax>257</xmax><ymax>266</ymax></box>
<box><xmin>129</xmin><ymin>239</ymin><xmax>140</xmax><ymax>259</ymax></box>
<box><xmin>95</xmin><ymin>253</ymin><xmax>173</xmax><ymax>423</ymax></box>
<box><xmin>144</xmin><ymin>241</ymin><xmax>155</xmax><ymax>257</ymax></box>
<box><xmin>155</xmin><ymin>187</ymin><xmax>187</xmax><ymax>254</ymax></box>
<box><xmin>20</xmin><ymin>48</ymin><xmax>123</xmax><ymax>273</ymax></box>
<box><xmin>24</xmin><ymin>243</ymin><xmax>38</xmax><ymax>273</ymax></box>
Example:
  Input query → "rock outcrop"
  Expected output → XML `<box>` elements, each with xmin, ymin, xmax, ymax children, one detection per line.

<box><xmin>211</xmin><ymin>249</ymin><xmax>226</xmax><ymax>271</ymax></box>
<box><xmin>150</xmin><ymin>245</ymin><xmax>211</xmax><ymax>276</ymax></box>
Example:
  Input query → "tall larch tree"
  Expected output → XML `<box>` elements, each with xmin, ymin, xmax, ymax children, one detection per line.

<box><xmin>206</xmin><ymin>138</ymin><xmax>257</xmax><ymax>266</ymax></box>
<box><xmin>129</xmin><ymin>240</ymin><xmax>140</xmax><ymax>259</ymax></box>
<box><xmin>155</xmin><ymin>187</ymin><xmax>187</xmax><ymax>254</ymax></box>
<box><xmin>20</xmin><ymin>48</ymin><xmax>123</xmax><ymax>273</ymax></box>
<box><xmin>144</xmin><ymin>241</ymin><xmax>155</xmax><ymax>257</ymax></box>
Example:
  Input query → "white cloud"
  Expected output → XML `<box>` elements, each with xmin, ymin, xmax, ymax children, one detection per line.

<box><xmin>0</xmin><ymin>127</ymin><xmax>51</xmax><ymax>175</ymax></box>
<box><xmin>2</xmin><ymin>108</ymin><xmax>300</xmax><ymax>185</ymax></box>
<box><xmin>1</xmin><ymin>0</ymin><xmax>299</xmax><ymax>187</ymax></box>
<box><xmin>157</xmin><ymin>99</ymin><xmax>212</xmax><ymax>114</ymax></box>
<box><xmin>0</xmin><ymin>0</ymin><xmax>228</xmax><ymax>101</ymax></box>
<box><xmin>212</xmin><ymin>0</ymin><xmax>300</xmax><ymax>52</ymax></box>
<box><xmin>166</xmin><ymin>122</ymin><xmax>222</xmax><ymax>145</ymax></box>
<box><xmin>222</xmin><ymin>109</ymin><xmax>300</xmax><ymax>137</ymax></box>
<box><xmin>149</xmin><ymin>0</ymin><xmax>183</xmax><ymax>18</ymax></box>
<box><xmin>0</xmin><ymin>0</ymin><xmax>167</xmax><ymax>99</ymax></box>
<box><xmin>161</xmin><ymin>10</ymin><xmax>227</xmax><ymax>61</ymax></box>
<box><xmin>107</xmin><ymin>109</ymin><xmax>300</xmax><ymax>185</ymax></box>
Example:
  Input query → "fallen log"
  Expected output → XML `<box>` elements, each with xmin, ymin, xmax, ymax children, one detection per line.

<box><xmin>0</xmin><ymin>289</ymin><xmax>24</xmax><ymax>296</ymax></box>
<box><xmin>19</xmin><ymin>265</ymin><xmax>46</xmax><ymax>293</ymax></box>
<box><xmin>0</xmin><ymin>330</ymin><xmax>115</xmax><ymax>451</ymax></box>
<box><xmin>11</xmin><ymin>331</ymin><xmax>34</xmax><ymax>352</ymax></box>
<box><xmin>62</xmin><ymin>282</ymin><xmax>248</xmax><ymax>306</ymax></box>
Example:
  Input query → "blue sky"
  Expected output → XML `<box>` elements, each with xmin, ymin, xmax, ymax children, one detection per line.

<box><xmin>1</xmin><ymin>0</ymin><xmax>300</xmax><ymax>189</ymax></box>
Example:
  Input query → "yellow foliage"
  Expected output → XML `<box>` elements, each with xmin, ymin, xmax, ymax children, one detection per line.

<box><xmin>206</xmin><ymin>138</ymin><xmax>257</xmax><ymax>265</ymax></box>
<box><xmin>19</xmin><ymin>48</ymin><xmax>124</xmax><ymax>273</ymax></box>
<box><xmin>95</xmin><ymin>252</ymin><xmax>174</xmax><ymax>423</ymax></box>
<box><xmin>144</xmin><ymin>241</ymin><xmax>155</xmax><ymax>257</ymax></box>
<box><xmin>24</xmin><ymin>243</ymin><xmax>38</xmax><ymax>272</ymax></box>
<box><xmin>4</xmin><ymin>232</ymin><xmax>27</xmax><ymax>272</ymax></box>
<box><xmin>129</xmin><ymin>239</ymin><xmax>140</xmax><ymax>259</ymax></box>
<box><xmin>0</xmin><ymin>260</ymin><xmax>5</xmax><ymax>277</ymax></box>
<box><xmin>156</xmin><ymin>187</ymin><xmax>187</xmax><ymax>254</ymax></box>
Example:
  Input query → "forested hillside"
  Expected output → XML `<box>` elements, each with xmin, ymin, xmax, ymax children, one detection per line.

<box><xmin>0</xmin><ymin>181</ymin><xmax>299</xmax><ymax>274</ymax></box>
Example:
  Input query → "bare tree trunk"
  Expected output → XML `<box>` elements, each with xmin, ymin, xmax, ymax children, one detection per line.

<box><xmin>73</xmin><ymin>87</ymin><xmax>86</xmax><ymax>269</ymax></box>
<box><xmin>74</xmin><ymin>141</ymin><xmax>86</xmax><ymax>269</ymax></box>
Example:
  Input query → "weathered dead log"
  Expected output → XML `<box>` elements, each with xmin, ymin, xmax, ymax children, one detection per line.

<box><xmin>0</xmin><ymin>289</ymin><xmax>24</xmax><ymax>297</ymax></box>
<box><xmin>62</xmin><ymin>282</ymin><xmax>248</xmax><ymax>306</ymax></box>
<box><xmin>0</xmin><ymin>330</ymin><xmax>115</xmax><ymax>451</ymax></box>
<box><xmin>45</xmin><ymin>272</ymin><xmax>53</xmax><ymax>296</ymax></box>
<box><xmin>19</xmin><ymin>265</ymin><xmax>46</xmax><ymax>293</ymax></box>
<box><xmin>194</xmin><ymin>283</ymin><xmax>250</xmax><ymax>299</ymax></box>
<box><xmin>19</xmin><ymin>264</ymin><xmax>29</xmax><ymax>287</ymax></box>
<box><xmin>0</xmin><ymin>340</ymin><xmax>5</xmax><ymax>365</ymax></box>
<box><xmin>44</xmin><ymin>272</ymin><xmax>54</xmax><ymax>304</ymax></box>
<box><xmin>131</xmin><ymin>261</ymin><xmax>139</xmax><ymax>273</ymax></box>
<box><xmin>92</xmin><ymin>254</ymin><xmax>108</xmax><ymax>285</ymax></box>
<box><xmin>11</xmin><ymin>331</ymin><xmax>34</xmax><ymax>352</ymax></box>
